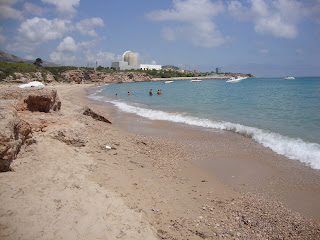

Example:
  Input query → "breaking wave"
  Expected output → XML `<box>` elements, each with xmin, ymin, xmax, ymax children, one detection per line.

<box><xmin>110</xmin><ymin>100</ymin><xmax>320</xmax><ymax>170</ymax></box>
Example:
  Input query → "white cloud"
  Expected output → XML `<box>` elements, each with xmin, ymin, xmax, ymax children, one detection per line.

<box><xmin>6</xmin><ymin>17</ymin><xmax>72</xmax><ymax>53</ymax></box>
<box><xmin>18</xmin><ymin>17</ymin><xmax>72</xmax><ymax>42</ymax></box>
<box><xmin>41</xmin><ymin>0</ymin><xmax>79</xmax><ymax>16</ymax></box>
<box><xmin>0</xmin><ymin>0</ymin><xmax>23</xmax><ymax>20</ymax></box>
<box><xmin>228</xmin><ymin>0</ymin><xmax>305</xmax><ymax>39</ymax></box>
<box><xmin>23</xmin><ymin>2</ymin><xmax>47</xmax><ymax>16</ymax></box>
<box><xmin>85</xmin><ymin>51</ymin><xmax>121</xmax><ymax>67</ymax></box>
<box><xmin>57</xmin><ymin>36</ymin><xmax>78</xmax><ymax>52</ymax></box>
<box><xmin>312</xmin><ymin>0</ymin><xmax>320</xmax><ymax>24</ymax></box>
<box><xmin>50</xmin><ymin>51</ymin><xmax>77</xmax><ymax>65</ymax></box>
<box><xmin>228</xmin><ymin>0</ymin><xmax>250</xmax><ymax>20</ymax></box>
<box><xmin>49</xmin><ymin>37</ymin><xmax>118</xmax><ymax>66</ymax></box>
<box><xmin>50</xmin><ymin>50</ymin><xmax>121</xmax><ymax>67</ymax></box>
<box><xmin>76</xmin><ymin>18</ymin><xmax>105</xmax><ymax>37</ymax></box>
<box><xmin>146</xmin><ymin>0</ymin><xmax>225</xmax><ymax>48</ymax></box>
<box><xmin>50</xmin><ymin>37</ymin><xmax>80</xmax><ymax>65</ymax></box>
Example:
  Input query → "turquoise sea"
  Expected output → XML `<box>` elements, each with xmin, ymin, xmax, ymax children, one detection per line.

<box><xmin>89</xmin><ymin>77</ymin><xmax>320</xmax><ymax>170</ymax></box>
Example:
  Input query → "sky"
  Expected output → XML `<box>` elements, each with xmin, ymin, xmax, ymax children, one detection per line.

<box><xmin>0</xmin><ymin>0</ymin><xmax>319</xmax><ymax>77</ymax></box>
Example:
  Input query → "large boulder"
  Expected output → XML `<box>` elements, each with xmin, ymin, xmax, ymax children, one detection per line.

<box><xmin>14</xmin><ymin>88</ymin><xmax>61</xmax><ymax>113</ymax></box>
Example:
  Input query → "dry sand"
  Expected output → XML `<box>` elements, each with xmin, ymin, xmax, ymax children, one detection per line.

<box><xmin>0</xmin><ymin>83</ymin><xmax>319</xmax><ymax>239</ymax></box>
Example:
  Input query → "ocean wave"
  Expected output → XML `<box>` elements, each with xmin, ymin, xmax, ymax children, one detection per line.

<box><xmin>111</xmin><ymin>101</ymin><xmax>320</xmax><ymax>170</ymax></box>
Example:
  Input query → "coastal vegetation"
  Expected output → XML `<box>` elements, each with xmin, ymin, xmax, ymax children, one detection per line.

<box><xmin>89</xmin><ymin>66</ymin><xmax>196</xmax><ymax>78</ymax></box>
<box><xmin>130</xmin><ymin>68</ymin><xmax>195</xmax><ymax>78</ymax></box>
<box><xmin>1</xmin><ymin>61</ymin><xmax>253</xmax><ymax>83</ymax></box>
<box><xmin>0</xmin><ymin>62</ymin><xmax>48</xmax><ymax>81</ymax></box>
<box><xmin>44</xmin><ymin>66</ymin><xmax>78</xmax><ymax>81</ymax></box>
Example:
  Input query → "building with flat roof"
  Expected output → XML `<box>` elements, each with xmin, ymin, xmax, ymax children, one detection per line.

<box><xmin>111</xmin><ymin>61</ymin><xmax>128</xmax><ymax>70</ymax></box>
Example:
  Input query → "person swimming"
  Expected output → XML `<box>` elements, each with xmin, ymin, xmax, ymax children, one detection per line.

<box><xmin>149</xmin><ymin>89</ymin><xmax>153</xmax><ymax>95</ymax></box>
<box><xmin>127</xmin><ymin>91</ymin><xmax>130</xmax><ymax>96</ymax></box>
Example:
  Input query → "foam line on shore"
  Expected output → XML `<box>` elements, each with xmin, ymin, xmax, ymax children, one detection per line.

<box><xmin>102</xmin><ymin>99</ymin><xmax>320</xmax><ymax>170</ymax></box>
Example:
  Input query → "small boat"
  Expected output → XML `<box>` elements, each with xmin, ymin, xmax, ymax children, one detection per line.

<box><xmin>190</xmin><ymin>79</ymin><xmax>202</xmax><ymax>82</ymax></box>
<box><xmin>226</xmin><ymin>76</ymin><xmax>247</xmax><ymax>83</ymax></box>
<box><xmin>164</xmin><ymin>80</ymin><xmax>173</xmax><ymax>84</ymax></box>
<box><xmin>284</xmin><ymin>76</ymin><xmax>295</xmax><ymax>79</ymax></box>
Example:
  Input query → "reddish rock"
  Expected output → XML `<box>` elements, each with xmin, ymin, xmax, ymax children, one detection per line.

<box><xmin>62</xmin><ymin>70</ymin><xmax>151</xmax><ymax>84</ymax></box>
<box><xmin>14</xmin><ymin>88</ymin><xmax>61</xmax><ymax>113</ymax></box>
<box><xmin>83</xmin><ymin>106</ymin><xmax>112</xmax><ymax>124</ymax></box>
<box><xmin>0</xmin><ymin>106</ymin><xmax>32</xmax><ymax>171</ymax></box>
<box><xmin>0</xmin><ymin>86</ymin><xmax>61</xmax><ymax>171</ymax></box>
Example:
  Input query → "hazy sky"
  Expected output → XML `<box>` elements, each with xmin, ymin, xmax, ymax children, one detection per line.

<box><xmin>0</xmin><ymin>0</ymin><xmax>319</xmax><ymax>77</ymax></box>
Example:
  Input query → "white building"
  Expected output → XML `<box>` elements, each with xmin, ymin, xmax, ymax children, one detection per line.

<box><xmin>123</xmin><ymin>51</ymin><xmax>137</xmax><ymax>66</ymax></box>
<box><xmin>111</xmin><ymin>51</ymin><xmax>162</xmax><ymax>71</ymax></box>
<box><xmin>111</xmin><ymin>61</ymin><xmax>128</xmax><ymax>70</ymax></box>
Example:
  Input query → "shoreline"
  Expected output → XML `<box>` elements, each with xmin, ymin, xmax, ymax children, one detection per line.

<box><xmin>87</xmin><ymin>86</ymin><xmax>320</xmax><ymax>221</ymax></box>
<box><xmin>151</xmin><ymin>75</ymin><xmax>230</xmax><ymax>81</ymax></box>
<box><xmin>0</xmin><ymin>83</ymin><xmax>319</xmax><ymax>239</ymax></box>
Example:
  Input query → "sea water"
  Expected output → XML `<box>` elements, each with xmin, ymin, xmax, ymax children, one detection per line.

<box><xmin>89</xmin><ymin>77</ymin><xmax>320</xmax><ymax>170</ymax></box>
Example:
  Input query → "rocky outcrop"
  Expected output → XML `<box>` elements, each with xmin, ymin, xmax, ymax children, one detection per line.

<box><xmin>9</xmin><ymin>88</ymin><xmax>61</xmax><ymax>113</ymax></box>
<box><xmin>0</xmin><ymin>86</ymin><xmax>61</xmax><ymax>171</ymax></box>
<box><xmin>1</xmin><ymin>87</ymin><xmax>61</xmax><ymax>113</ymax></box>
<box><xmin>0</xmin><ymin>106</ymin><xmax>32</xmax><ymax>171</ymax></box>
<box><xmin>3</xmin><ymin>71</ymin><xmax>55</xmax><ymax>83</ymax></box>
<box><xmin>83</xmin><ymin>106</ymin><xmax>112</xmax><ymax>124</ymax></box>
<box><xmin>62</xmin><ymin>70</ymin><xmax>151</xmax><ymax>84</ymax></box>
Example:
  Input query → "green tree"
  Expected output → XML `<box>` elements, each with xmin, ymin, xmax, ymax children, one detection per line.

<box><xmin>34</xmin><ymin>58</ymin><xmax>43</xmax><ymax>67</ymax></box>
<box><xmin>96</xmin><ymin>66</ymin><xmax>104</xmax><ymax>71</ymax></box>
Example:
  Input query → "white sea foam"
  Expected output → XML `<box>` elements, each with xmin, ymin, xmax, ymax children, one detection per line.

<box><xmin>111</xmin><ymin>101</ymin><xmax>320</xmax><ymax>170</ymax></box>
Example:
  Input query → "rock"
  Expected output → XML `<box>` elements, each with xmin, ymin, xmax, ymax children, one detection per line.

<box><xmin>45</xmin><ymin>73</ymin><xmax>55</xmax><ymax>82</ymax></box>
<box><xmin>0</xmin><ymin>86</ymin><xmax>61</xmax><ymax>171</ymax></box>
<box><xmin>3</xmin><ymin>71</ymin><xmax>47</xmax><ymax>83</ymax></box>
<box><xmin>0</xmin><ymin>106</ymin><xmax>32</xmax><ymax>171</ymax></box>
<box><xmin>31</xmin><ymin>72</ymin><xmax>44</xmax><ymax>82</ymax></box>
<box><xmin>14</xmin><ymin>88</ymin><xmax>61</xmax><ymax>113</ymax></box>
<box><xmin>62</xmin><ymin>69</ymin><xmax>151</xmax><ymax>84</ymax></box>
<box><xmin>83</xmin><ymin>106</ymin><xmax>112</xmax><ymax>124</ymax></box>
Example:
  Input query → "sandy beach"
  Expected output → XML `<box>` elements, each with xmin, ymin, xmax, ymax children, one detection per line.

<box><xmin>1</xmin><ymin>83</ymin><xmax>319</xmax><ymax>239</ymax></box>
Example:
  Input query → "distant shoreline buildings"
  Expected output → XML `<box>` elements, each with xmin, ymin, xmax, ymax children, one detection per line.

<box><xmin>112</xmin><ymin>51</ymin><xmax>162</xmax><ymax>71</ymax></box>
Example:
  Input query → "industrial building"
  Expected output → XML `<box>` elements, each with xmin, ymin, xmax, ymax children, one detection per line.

<box><xmin>112</xmin><ymin>51</ymin><xmax>162</xmax><ymax>71</ymax></box>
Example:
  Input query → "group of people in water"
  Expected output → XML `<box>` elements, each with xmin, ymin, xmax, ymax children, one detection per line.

<box><xmin>116</xmin><ymin>89</ymin><xmax>162</xmax><ymax>97</ymax></box>
<box><xmin>149</xmin><ymin>89</ymin><xmax>162</xmax><ymax>95</ymax></box>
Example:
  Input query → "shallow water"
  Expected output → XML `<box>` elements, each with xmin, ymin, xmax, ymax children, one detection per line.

<box><xmin>89</xmin><ymin>77</ymin><xmax>320</xmax><ymax>170</ymax></box>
